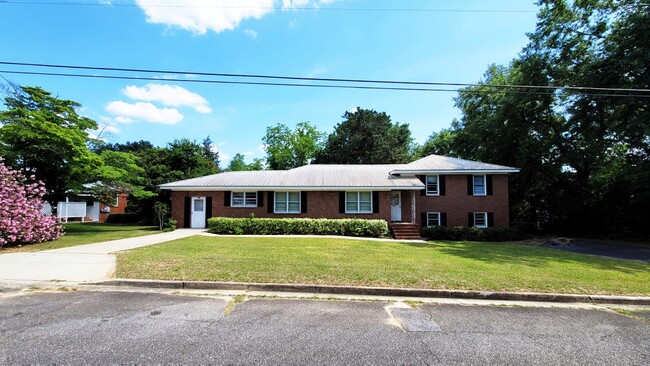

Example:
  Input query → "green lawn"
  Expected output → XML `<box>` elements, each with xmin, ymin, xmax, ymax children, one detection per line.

<box><xmin>1</xmin><ymin>223</ymin><xmax>159</xmax><ymax>253</ymax></box>
<box><xmin>116</xmin><ymin>236</ymin><xmax>650</xmax><ymax>296</ymax></box>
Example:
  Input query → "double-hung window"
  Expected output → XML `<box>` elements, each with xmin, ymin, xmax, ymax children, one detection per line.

<box><xmin>231</xmin><ymin>192</ymin><xmax>257</xmax><ymax>207</ymax></box>
<box><xmin>426</xmin><ymin>212</ymin><xmax>440</xmax><ymax>227</ymax></box>
<box><xmin>275</xmin><ymin>192</ymin><xmax>300</xmax><ymax>214</ymax></box>
<box><xmin>474</xmin><ymin>212</ymin><xmax>488</xmax><ymax>228</ymax></box>
<box><xmin>346</xmin><ymin>191</ymin><xmax>372</xmax><ymax>213</ymax></box>
<box><xmin>473</xmin><ymin>175</ymin><xmax>486</xmax><ymax>196</ymax></box>
<box><xmin>426</xmin><ymin>175</ymin><xmax>439</xmax><ymax>195</ymax></box>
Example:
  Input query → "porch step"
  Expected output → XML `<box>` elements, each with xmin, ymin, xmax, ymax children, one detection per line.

<box><xmin>390</xmin><ymin>223</ymin><xmax>422</xmax><ymax>240</ymax></box>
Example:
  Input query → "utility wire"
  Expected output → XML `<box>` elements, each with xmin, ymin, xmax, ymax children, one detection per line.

<box><xmin>0</xmin><ymin>0</ymin><xmax>538</xmax><ymax>13</ymax></box>
<box><xmin>2</xmin><ymin>61</ymin><xmax>649</xmax><ymax>94</ymax></box>
<box><xmin>2</xmin><ymin>69</ymin><xmax>649</xmax><ymax>98</ymax></box>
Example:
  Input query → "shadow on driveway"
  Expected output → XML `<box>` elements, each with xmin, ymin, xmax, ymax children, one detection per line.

<box><xmin>541</xmin><ymin>240</ymin><xmax>650</xmax><ymax>262</ymax></box>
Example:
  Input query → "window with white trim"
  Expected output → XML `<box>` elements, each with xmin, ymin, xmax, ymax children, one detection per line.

<box><xmin>346</xmin><ymin>191</ymin><xmax>372</xmax><ymax>213</ymax></box>
<box><xmin>426</xmin><ymin>175</ymin><xmax>439</xmax><ymax>195</ymax></box>
<box><xmin>275</xmin><ymin>192</ymin><xmax>301</xmax><ymax>213</ymax></box>
<box><xmin>473</xmin><ymin>175</ymin><xmax>486</xmax><ymax>196</ymax></box>
<box><xmin>231</xmin><ymin>192</ymin><xmax>257</xmax><ymax>207</ymax></box>
<box><xmin>474</xmin><ymin>212</ymin><xmax>488</xmax><ymax>228</ymax></box>
<box><xmin>426</xmin><ymin>212</ymin><xmax>440</xmax><ymax>227</ymax></box>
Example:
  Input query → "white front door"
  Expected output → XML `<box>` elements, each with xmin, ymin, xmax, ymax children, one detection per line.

<box><xmin>191</xmin><ymin>197</ymin><xmax>206</xmax><ymax>228</ymax></box>
<box><xmin>390</xmin><ymin>191</ymin><xmax>402</xmax><ymax>222</ymax></box>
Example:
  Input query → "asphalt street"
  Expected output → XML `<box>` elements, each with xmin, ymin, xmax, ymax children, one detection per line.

<box><xmin>0</xmin><ymin>290</ymin><xmax>648</xmax><ymax>365</ymax></box>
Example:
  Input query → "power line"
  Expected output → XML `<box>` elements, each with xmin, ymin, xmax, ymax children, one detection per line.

<box><xmin>1</xmin><ymin>61</ymin><xmax>649</xmax><ymax>94</ymax></box>
<box><xmin>2</xmin><ymin>69</ymin><xmax>649</xmax><ymax>98</ymax></box>
<box><xmin>0</xmin><ymin>0</ymin><xmax>538</xmax><ymax>13</ymax></box>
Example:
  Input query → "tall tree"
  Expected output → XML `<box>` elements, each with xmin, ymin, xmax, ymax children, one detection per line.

<box><xmin>262</xmin><ymin>122</ymin><xmax>324</xmax><ymax>170</ymax></box>
<box><xmin>0</xmin><ymin>85</ymin><xmax>103</xmax><ymax>207</ymax></box>
<box><xmin>227</xmin><ymin>153</ymin><xmax>264</xmax><ymax>171</ymax></box>
<box><xmin>445</xmin><ymin>0</ymin><xmax>650</xmax><ymax>236</ymax></box>
<box><xmin>314</xmin><ymin>108</ymin><xmax>413</xmax><ymax>164</ymax></box>
<box><xmin>201</xmin><ymin>136</ymin><xmax>221</xmax><ymax>172</ymax></box>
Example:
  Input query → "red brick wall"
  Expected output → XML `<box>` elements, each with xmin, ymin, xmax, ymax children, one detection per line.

<box><xmin>170</xmin><ymin>175</ymin><xmax>511</xmax><ymax>229</ymax></box>
<box><xmin>415</xmin><ymin>174</ymin><xmax>510</xmax><ymax>228</ymax></box>
<box><xmin>171</xmin><ymin>191</ymin><xmax>392</xmax><ymax>229</ymax></box>
<box><xmin>99</xmin><ymin>193</ymin><xmax>129</xmax><ymax>223</ymax></box>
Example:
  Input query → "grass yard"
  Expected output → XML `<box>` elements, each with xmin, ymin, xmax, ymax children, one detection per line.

<box><xmin>116</xmin><ymin>236</ymin><xmax>650</xmax><ymax>296</ymax></box>
<box><xmin>1</xmin><ymin>223</ymin><xmax>159</xmax><ymax>253</ymax></box>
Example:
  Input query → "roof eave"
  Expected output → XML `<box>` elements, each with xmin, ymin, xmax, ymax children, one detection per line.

<box><xmin>390</xmin><ymin>169</ymin><xmax>520</xmax><ymax>175</ymax></box>
<box><xmin>159</xmin><ymin>185</ymin><xmax>425</xmax><ymax>191</ymax></box>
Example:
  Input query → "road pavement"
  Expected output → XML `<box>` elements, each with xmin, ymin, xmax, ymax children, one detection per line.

<box><xmin>1</xmin><ymin>290</ymin><xmax>648</xmax><ymax>365</ymax></box>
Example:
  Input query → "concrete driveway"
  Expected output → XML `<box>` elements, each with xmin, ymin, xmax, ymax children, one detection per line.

<box><xmin>0</xmin><ymin>229</ymin><xmax>202</xmax><ymax>282</ymax></box>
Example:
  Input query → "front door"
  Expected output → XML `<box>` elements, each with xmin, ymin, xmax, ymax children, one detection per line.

<box><xmin>390</xmin><ymin>191</ymin><xmax>402</xmax><ymax>222</ymax></box>
<box><xmin>191</xmin><ymin>197</ymin><xmax>206</xmax><ymax>228</ymax></box>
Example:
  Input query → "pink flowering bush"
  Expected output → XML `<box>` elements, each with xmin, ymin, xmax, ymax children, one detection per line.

<box><xmin>0</xmin><ymin>159</ymin><xmax>63</xmax><ymax>247</ymax></box>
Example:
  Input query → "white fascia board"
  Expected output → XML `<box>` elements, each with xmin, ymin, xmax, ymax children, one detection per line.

<box><xmin>391</xmin><ymin>169</ymin><xmax>520</xmax><ymax>175</ymax></box>
<box><xmin>159</xmin><ymin>185</ymin><xmax>425</xmax><ymax>191</ymax></box>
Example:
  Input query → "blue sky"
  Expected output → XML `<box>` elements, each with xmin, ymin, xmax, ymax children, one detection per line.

<box><xmin>0</xmin><ymin>0</ymin><xmax>539</xmax><ymax>165</ymax></box>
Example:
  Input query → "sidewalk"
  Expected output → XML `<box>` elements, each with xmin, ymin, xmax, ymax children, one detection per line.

<box><xmin>0</xmin><ymin>229</ymin><xmax>203</xmax><ymax>282</ymax></box>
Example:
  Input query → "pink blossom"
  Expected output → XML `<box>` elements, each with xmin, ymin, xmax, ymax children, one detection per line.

<box><xmin>0</xmin><ymin>159</ymin><xmax>63</xmax><ymax>247</ymax></box>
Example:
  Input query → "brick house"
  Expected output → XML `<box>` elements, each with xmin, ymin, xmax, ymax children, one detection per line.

<box><xmin>160</xmin><ymin>155</ymin><xmax>518</xmax><ymax>238</ymax></box>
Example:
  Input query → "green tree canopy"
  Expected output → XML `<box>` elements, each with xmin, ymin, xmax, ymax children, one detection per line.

<box><xmin>435</xmin><ymin>0</ymin><xmax>650</xmax><ymax>236</ymax></box>
<box><xmin>0</xmin><ymin>85</ymin><xmax>103</xmax><ymax>206</ymax></box>
<box><xmin>314</xmin><ymin>108</ymin><xmax>413</xmax><ymax>164</ymax></box>
<box><xmin>262</xmin><ymin>122</ymin><xmax>324</xmax><ymax>170</ymax></box>
<box><xmin>227</xmin><ymin>153</ymin><xmax>265</xmax><ymax>171</ymax></box>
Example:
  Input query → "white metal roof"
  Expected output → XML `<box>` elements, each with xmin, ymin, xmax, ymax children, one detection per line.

<box><xmin>160</xmin><ymin>155</ymin><xmax>519</xmax><ymax>191</ymax></box>
<box><xmin>160</xmin><ymin>164</ymin><xmax>424</xmax><ymax>191</ymax></box>
<box><xmin>391</xmin><ymin>154</ymin><xmax>519</xmax><ymax>174</ymax></box>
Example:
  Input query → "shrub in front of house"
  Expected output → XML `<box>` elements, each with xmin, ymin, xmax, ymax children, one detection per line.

<box><xmin>105</xmin><ymin>213</ymin><xmax>141</xmax><ymax>224</ymax></box>
<box><xmin>207</xmin><ymin>217</ymin><xmax>389</xmax><ymax>238</ymax></box>
<box><xmin>422</xmin><ymin>226</ymin><xmax>525</xmax><ymax>241</ymax></box>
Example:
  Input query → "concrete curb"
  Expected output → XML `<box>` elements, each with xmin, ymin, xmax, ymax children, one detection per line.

<box><xmin>88</xmin><ymin>279</ymin><xmax>650</xmax><ymax>305</ymax></box>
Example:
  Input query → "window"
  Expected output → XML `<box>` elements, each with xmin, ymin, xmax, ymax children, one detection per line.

<box><xmin>473</xmin><ymin>175</ymin><xmax>486</xmax><ymax>196</ymax></box>
<box><xmin>275</xmin><ymin>192</ymin><xmax>301</xmax><ymax>213</ymax></box>
<box><xmin>426</xmin><ymin>175</ymin><xmax>439</xmax><ymax>195</ymax></box>
<box><xmin>346</xmin><ymin>191</ymin><xmax>372</xmax><ymax>213</ymax></box>
<box><xmin>426</xmin><ymin>212</ymin><xmax>440</xmax><ymax>227</ymax></box>
<box><xmin>232</xmin><ymin>192</ymin><xmax>257</xmax><ymax>207</ymax></box>
<box><xmin>474</xmin><ymin>212</ymin><xmax>487</xmax><ymax>228</ymax></box>
<box><xmin>193</xmin><ymin>199</ymin><xmax>204</xmax><ymax>212</ymax></box>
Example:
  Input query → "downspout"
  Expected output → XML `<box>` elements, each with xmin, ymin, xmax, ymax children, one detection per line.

<box><xmin>411</xmin><ymin>191</ymin><xmax>416</xmax><ymax>224</ymax></box>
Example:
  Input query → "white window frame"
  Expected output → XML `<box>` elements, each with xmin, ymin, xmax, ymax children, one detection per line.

<box><xmin>474</xmin><ymin>212</ymin><xmax>488</xmax><ymax>228</ymax></box>
<box><xmin>274</xmin><ymin>191</ymin><xmax>301</xmax><ymax>214</ymax></box>
<box><xmin>345</xmin><ymin>191</ymin><xmax>373</xmax><ymax>214</ymax></box>
<box><xmin>231</xmin><ymin>191</ymin><xmax>257</xmax><ymax>208</ymax></box>
<box><xmin>425</xmin><ymin>175</ymin><xmax>439</xmax><ymax>196</ymax></box>
<box><xmin>426</xmin><ymin>212</ymin><xmax>441</xmax><ymax>227</ymax></box>
<box><xmin>473</xmin><ymin>175</ymin><xmax>487</xmax><ymax>196</ymax></box>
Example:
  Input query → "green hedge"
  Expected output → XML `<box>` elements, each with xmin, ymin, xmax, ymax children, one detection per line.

<box><xmin>207</xmin><ymin>217</ymin><xmax>389</xmax><ymax>238</ymax></box>
<box><xmin>105</xmin><ymin>213</ymin><xmax>141</xmax><ymax>224</ymax></box>
<box><xmin>422</xmin><ymin>226</ymin><xmax>525</xmax><ymax>241</ymax></box>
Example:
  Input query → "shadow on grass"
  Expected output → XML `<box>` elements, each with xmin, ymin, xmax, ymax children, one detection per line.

<box><xmin>399</xmin><ymin>240</ymin><xmax>650</xmax><ymax>275</ymax></box>
<box><xmin>62</xmin><ymin>223</ymin><xmax>151</xmax><ymax>234</ymax></box>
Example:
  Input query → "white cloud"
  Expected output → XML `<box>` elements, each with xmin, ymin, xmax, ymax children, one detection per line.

<box><xmin>244</xmin><ymin>29</ymin><xmax>258</xmax><ymax>38</ymax></box>
<box><xmin>135</xmin><ymin>0</ymin><xmax>276</xmax><ymax>35</ymax></box>
<box><xmin>135</xmin><ymin>0</ymin><xmax>332</xmax><ymax>34</ymax></box>
<box><xmin>105</xmin><ymin>101</ymin><xmax>184</xmax><ymax>125</ymax></box>
<box><xmin>243</xmin><ymin>151</ymin><xmax>254</xmax><ymax>156</ymax></box>
<box><xmin>122</xmin><ymin>84</ymin><xmax>212</xmax><ymax>114</ymax></box>
<box><xmin>347</xmin><ymin>107</ymin><xmax>358</xmax><ymax>114</ymax></box>
<box><xmin>288</xmin><ymin>19</ymin><xmax>297</xmax><ymax>29</ymax></box>
<box><xmin>306</xmin><ymin>66</ymin><xmax>328</xmax><ymax>78</ymax></box>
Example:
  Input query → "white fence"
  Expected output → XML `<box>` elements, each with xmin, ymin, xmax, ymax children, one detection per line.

<box><xmin>42</xmin><ymin>200</ymin><xmax>100</xmax><ymax>222</ymax></box>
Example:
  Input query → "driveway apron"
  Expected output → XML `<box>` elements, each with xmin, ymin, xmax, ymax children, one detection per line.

<box><xmin>0</xmin><ymin>229</ymin><xmax>202</xmax><ymax>282</ymax></box>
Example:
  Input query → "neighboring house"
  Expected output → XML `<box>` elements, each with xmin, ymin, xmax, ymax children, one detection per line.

<box><xmin>42</xmin><ymin>192</ymin><xmax>129</xmax><ymax>223</ymax></box>
<box><xmin>160</xmin><ymin>155</ymin><xmax>519</xmax><ymax>238</ymax></box>
<box><xmin>99</xmin><ymin>192</ymin><xmax>129</xmax><ymax>223</ymax></box>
